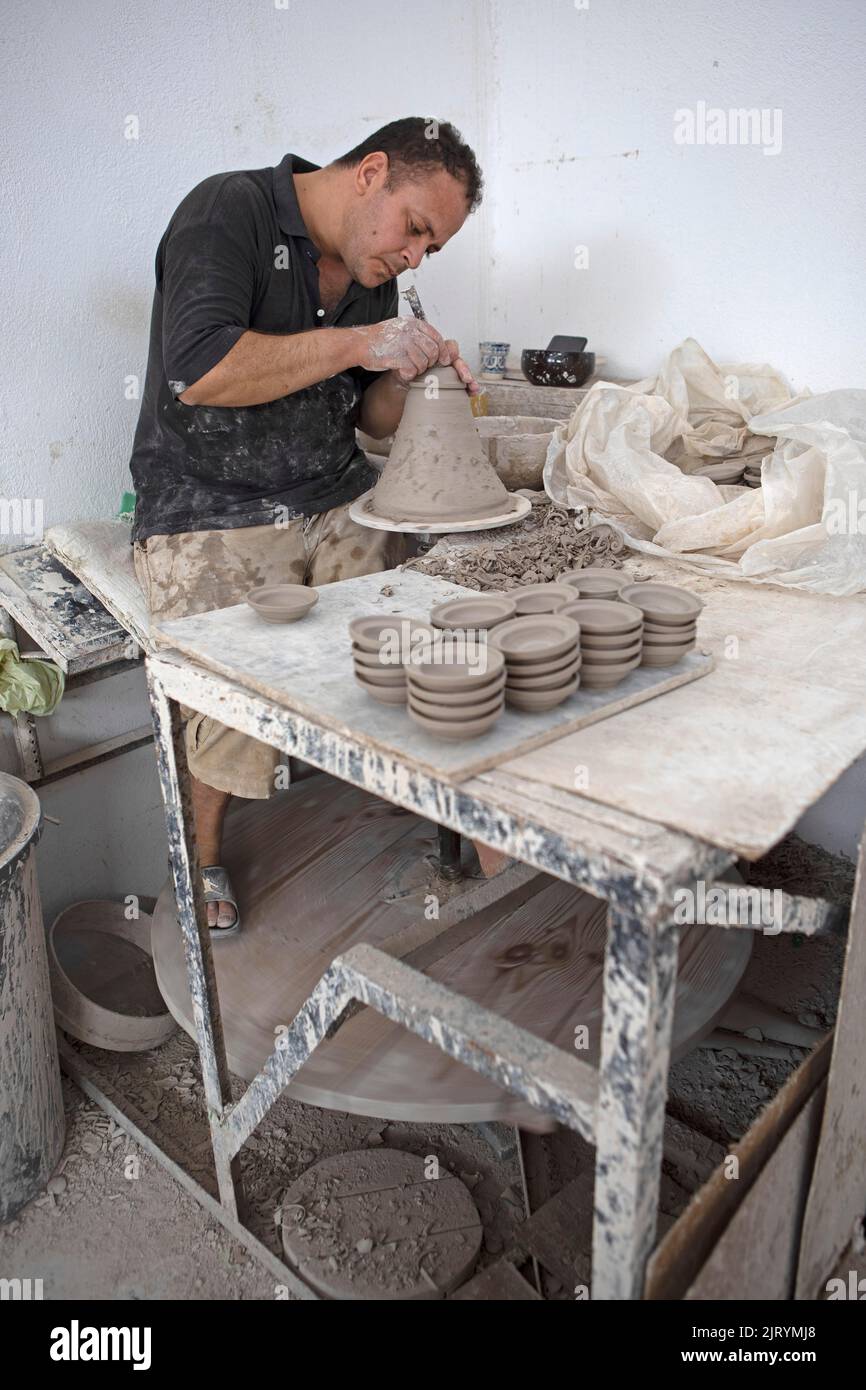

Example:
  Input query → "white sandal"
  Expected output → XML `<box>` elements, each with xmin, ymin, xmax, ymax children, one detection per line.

<box><xmin>200</xmin><ymin>865</ymin><xmax>241</xmax><ymax>936</ymax></box>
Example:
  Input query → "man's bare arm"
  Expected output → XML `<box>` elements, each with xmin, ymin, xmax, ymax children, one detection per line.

<box><xmin>178</xmin><ymin>317</ymin><xmax>451</xmax><ymax>409</ymax></box>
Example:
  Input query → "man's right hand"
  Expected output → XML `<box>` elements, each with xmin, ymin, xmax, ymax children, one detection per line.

<box><xmin>349</xmin><ymin>317</ymin><xmax>448</xmax><ymax>382</ymax></box>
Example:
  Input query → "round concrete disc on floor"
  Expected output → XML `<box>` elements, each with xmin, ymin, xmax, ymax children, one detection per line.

<box><xmin>349</xmin><ymin>487</ymin><xmax>531</xmax><ymax>534</ymax></box>
<box><xmin>281</xmin><ymin>1149</ymin><xmax>482</xmax><ymax>1299</ymax></box>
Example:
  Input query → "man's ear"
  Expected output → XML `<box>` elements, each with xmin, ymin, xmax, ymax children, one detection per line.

<box><xmin>355</xmin><ymin>151</ymin><xmax>389</xmax><ymax>195</ymax></box>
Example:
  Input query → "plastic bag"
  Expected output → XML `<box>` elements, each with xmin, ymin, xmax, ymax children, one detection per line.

<box><xmin>0</xmin><ymin>638</ymin><xmax>64</xmax><ymax>715</ymax></box>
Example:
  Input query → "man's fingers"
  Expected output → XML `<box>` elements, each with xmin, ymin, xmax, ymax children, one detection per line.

<box><xmin>452</xmin><ymin>354</ymin><xmax>480</xmax><ymax>394</ymax></box>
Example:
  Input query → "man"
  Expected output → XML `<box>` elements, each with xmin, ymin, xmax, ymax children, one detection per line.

<box><xmin>130</xmin><ymin>117</ymin><xmax>483</xmax><ymax>931</ymax></box>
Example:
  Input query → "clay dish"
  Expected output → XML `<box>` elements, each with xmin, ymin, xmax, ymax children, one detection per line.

<box><xmin>641</xmin><ymin>644</ymin><xmax>695</xmax><ymax>667</ymax></box>
<box><xmin>505</xmin><ymin>676</ymin><xmax>580</xmax><ymax>711</ymax></box>
<box><xmin>558</xmin><ymin>569</ymin><xmax>627</xmax><ymax>599</ymax></box>
<box><xmin>349</xmin><ymin>615</ymin><xmax>436</xmax><ymax>654</ymax></box>
<box><xmin>410</xmin><ymin>671</ymin><xmax>505</xmax><ymax>706</ymax></box>
<box><xmin>430</xmin><ymin>595</ymin><xmax>516</xmax><ymax>630</ymax></box>
<box><xmin>580</xmin><ymin>653</ymin><xmax>641</xmax><ymax>687</ymax></box>
<box><xmin>619</xmin><ymin>583</ymin><xmax>703</xmax><ymax>622</ymax></box>
<box><xmin>643</xmin><ymin>615</ymin><xmax>699</xmax><ymax>633</ymax></box>
<box><xmin>407</xmin><ymin>647</ymin><xmax>505</xmax><ymax>693</ymax></box>
<box><xmin>578</xmin><ymin>625</ymin><xmax>643</xmax><ymax>649</ymax></box>
<box><xmin>409</xmin><ymin>688</ymin><xmax>504</xmax><ymax>722</ymax></box>
<box><xmin>408</xmin><ymin>706</ymin><xmax>502</xmax><ymax>741</ymax></box>
<box><xmin>355</xmin><ymin>672</ymin><xmax>408</xmax><ymax>705</ymax></box>
<box><xmin>558</xmin><ymin>599</ymin><xmax>643</xmax><ymax>635</ymax></box>
<box><xmin>352</xmin><ymin>643</ymin><xmax>408</xmax><ymax>671</ymax></box>
<box><xmin>512</xmin><ymin>583</ymin><xmax>575</xmax><ymax>615</ymax></box>
<box><xmin>352</xmin><ymin>663</ymin><xmax>406</xmax><ymax>688</ymax></box>
<box><xmin>490</xmin><ymin>615</ymin><xmax>580</xmax><ymax>663</ymax></box>
<box><xmin>642</xmin><ymin>625</ymin><xmax>696</xmax><ymax>646</ymax></box>
<box><xmin>247</xmin><ymin>584</ymin><xmax>318</xmax><ymax>624</ymax></box>
<box><xmin>506</xmin><ymin>647</ymin><xmax>583</xmax><ymax>677</ymax></box>
<box><xmin>580</xmin><ymin>640</ymin><xmax>642</xmax><ymax>666</ymax></box>
<box><xmin>506</xmin><ymin>656</ymin><xmax>582</xmax><ymax>691</ymax></box>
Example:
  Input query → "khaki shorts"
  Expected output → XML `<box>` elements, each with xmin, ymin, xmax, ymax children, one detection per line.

<box><xmin>135</xmin><ymin>503</ymin><xmax>413</xmax><ymax>798</ymax></box>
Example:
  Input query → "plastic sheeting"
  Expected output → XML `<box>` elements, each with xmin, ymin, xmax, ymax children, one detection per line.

<box><xmin>544</xmin><ymin>338</ymin><xmax>866</xmax><ymax>596</ymax></box>
<box><xmin>0</xmin><ymin>638</ymin><xmax>64</xmax><ymax>716</ymax></box>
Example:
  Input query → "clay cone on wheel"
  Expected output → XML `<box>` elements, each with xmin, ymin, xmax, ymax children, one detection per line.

<box><xmin>371</xmin><ymin>365</ymin><xmax>513</xmax><ymax>523</ymax></box>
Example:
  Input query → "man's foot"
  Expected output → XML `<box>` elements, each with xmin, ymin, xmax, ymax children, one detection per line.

<box><xmin>200</xmin><ymin>865</ymin><xmax>241</xmax><ymax>935</ymax></box>
<box><xmin>191</xmin><ymin>777</ymin><xmax>236</xmax><ymax>929</ymax></box>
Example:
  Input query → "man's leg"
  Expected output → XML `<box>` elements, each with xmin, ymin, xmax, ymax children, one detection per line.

<box><xmin>305</xmin><ymin>505</ymin><xmax>509</xmax><ymax>876</ymax></box>
<box><xmin>134</xmin><ymin>521</ymin><xmax>306</xmax><ymax>925</ymax></box>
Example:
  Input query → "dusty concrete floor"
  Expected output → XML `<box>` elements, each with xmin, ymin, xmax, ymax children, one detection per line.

<box><xmin>1</xmin><ymin>834</ymin><xmax>855</xmax><ymax>1300</ymax></box>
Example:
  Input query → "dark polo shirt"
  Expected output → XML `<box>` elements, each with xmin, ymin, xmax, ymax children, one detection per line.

<box><xmin>129</xmin><ymin>153</ymin><xmax>396</xmax><ymax>542</ymax></box>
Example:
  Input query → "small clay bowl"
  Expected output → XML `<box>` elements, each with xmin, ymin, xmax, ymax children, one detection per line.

<box><xmin>352</xmin><ymin>643</ymin><xmax>409</xmax><ymax>671</ymax></box>
<box><xmin>580</xmin><ymin>640</ymin><xmax>642</xmax><ymax>666</ymax></box>
<box><xmin>247</xmin><ymin>584</ymin><xmax>318</xmax><ymax>624</ymax></box>
<box><xmin>408</xmin><ymin>646</ymin><xmax>505</xmax><ymax>693</ymax></box>
<box><xmin>353</xmin><ymin>663</ymin><xmax>406</xmax><ymax>688</ymax></box>
<box><xmin>578</xmin><ymin>625</ymin><xmax>643</xmax><ymax>649</ymax></box>
<box><xmin>558</xmin><ymin>568</ymin><xmax>627</xmax><ymax>599</ymax></box>
<box><xmin>641</xmin><ymin>644</ymin><xmax>696</xmax><ymax>667</ymax></box>
<box><xmin>512</xmin><ymin>583</ymin><xmax>575</xmax><ymax>616</ymax></box>
<box><xmin>558</xmin><ymin>599</ymin><xmax>643</xmax><ymax>635</ymax></box>
<box><xmin>408</xmin><ymin>671</ymin><xmax>505</xmax><ymax>706</ymax></box>
<box><xmin>430</xmin><ymin>595</ymin><xmax>516</xmax><ymax>631</ymax></box>
<box><xmin>580</xmin><ymin>653</ymin><xmax>641</xmax><ymax>688</ymax></box>
<box><xmin>408</xmin><ymin>706</ymin><xmax>503</xmax><ymax>741</ymax></box>
<box><xmin>349</xmin><ymin>615</ymin><xmax>436</xmax><ymax>654</ymax></box>
<box><xmin>643</xmin><ymin>616</ymin><xmax>699</xmax><ymax>633</ymax></box>
<box><xmin>642</xmin><ymin>626</ymin><xmax>696</xmax><ymax>646</ymax></box>
<box><xmin>505</xmin><ymin>647</ymin><xmax>583</xmax><ymax>677</ymax></box>
<box><xmin>505</xmin><ymin>676</ymin><xmax>580</xmax><ymax>711</ymax></box>
<box><xmin>490</xmin><ymin>615</ymin><xmax>580</xmax><ymax>664</ymax></box>
<box><xmin>355</xmin><ymin>671</ymin><xmax>408</xmax><ymax>705</ymax></box>
<box><xmin>506</xmin><ymin>656</ymin><xmax>582</xmax><ymax>691</ymax></box>
<box><xmin>618</xmin><ymin>583</ymin><xmax>703</xmax><ymax>623</ymax></box>
<box><xmin>408</xmin><ymin>689</ymin><xmax>504</xmax><ymax>722</ymax></box>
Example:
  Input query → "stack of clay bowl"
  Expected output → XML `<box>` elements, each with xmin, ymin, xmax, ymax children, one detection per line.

<box><xmin>618</xmin><ymin>583</ymin><xmax>703</xmax><ymax>667</ymax></box>
<box><xmin>557</xmin><ymin>565</ymin><xmax>627</xmax><ymax>601</ymax></box>
<box><xmin>743</xmin><ymin>460</ymin><xmax>763</xmax><ymax>488</ymax></box>
<box><xmin>349</xmin><ymin>615</ymin><xmax>436</xmax><ymax>705</ymax></box>
<box><xmin>405</xmin><ymin>646</ymin><xmax>506</xmax><ymax>739</ymax></box>
<box><xmin>693</xmin><ymin>458</ymin><xmax>745</xmax><ymax>486</ymax></box>
<box><xmin>489</xmin><ymin>615</ymin><xmax>581</xmax><ymax>711</ymax></box>
<box><xmin>558</xmin><ymin>599</ymin><xmax>643</xmax><ymax>689</ymax></box>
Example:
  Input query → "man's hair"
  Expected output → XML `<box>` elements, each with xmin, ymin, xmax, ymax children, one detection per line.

<box><xmin>333</xmin><ymin>117</ymin><xmax>483</xmax><ymax>211</ymax></box>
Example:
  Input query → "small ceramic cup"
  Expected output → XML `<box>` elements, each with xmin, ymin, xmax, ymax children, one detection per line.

<box><xmin>479</xmin><ymin>341</ymin><xmax>510</xmax><ymax>381</ymax></box>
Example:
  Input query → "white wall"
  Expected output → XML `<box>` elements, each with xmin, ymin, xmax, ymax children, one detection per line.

<box><xmin>480</xmin><ymin>0</ymin><xmax>866</xmax><ymax>392</ymax></box>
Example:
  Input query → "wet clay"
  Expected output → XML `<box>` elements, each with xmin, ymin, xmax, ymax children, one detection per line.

<box><xmin>372</xmin><ymin>366</ymin><xmax>514</xmax><ymax>523</ymax></box>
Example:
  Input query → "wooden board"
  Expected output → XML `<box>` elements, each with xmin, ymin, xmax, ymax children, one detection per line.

<box><xmin>150</xmin><ymin>775</ymin><xmax>752</xmax><ymax>1124</ymax></box>
<box><xmin>796</xmin><ymin>828</ymin><xmax>866</xmax><ymax>1298</ymax></box>
<box><xmin>684</xmin><ymin>1082</ymin><xmax>826</xmax><ymax>1301</ymax></box>
<box><xmin>0</xmin><ymin>545</ymin><xmax>129</xmax><ymax>673</ymax></box>
<box><xmin>43</xmin><ymin>520</ymin><xmax>151</xmax><ymax>651</ymax></box>
<box><xmin>501</xmin><ymin>553</ymin><xmax>866</xmax><ymax>858</ymax></box>
<box><xmin>150</xmin><ymin>568</ymin><xmax>713</xmax><ymax>783</ymax></box>
<box><xmin>645</xmin><ymin>1032</ymin><xmax>831</xmax><ymax>1300</ymax></box>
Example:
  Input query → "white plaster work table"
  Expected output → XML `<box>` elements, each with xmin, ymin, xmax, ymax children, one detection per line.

<box><xmin>137</xmin><ymin>555</ymin><xmax>866</xmax><ymax>1301</ymax></box>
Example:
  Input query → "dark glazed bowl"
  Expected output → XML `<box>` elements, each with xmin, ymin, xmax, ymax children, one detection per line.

<box><xmin>521</xmin><ymin>349</ymin><xmax>596</xmax><ymax>387</ymax></box>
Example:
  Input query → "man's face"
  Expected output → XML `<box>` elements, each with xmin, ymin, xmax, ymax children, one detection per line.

<box><xmin>340</xmin><ymin>158</ymin><xmax>470</xmax><ymax>287</ymax></box>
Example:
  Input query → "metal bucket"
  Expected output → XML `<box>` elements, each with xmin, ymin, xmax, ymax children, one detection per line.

<box><xmin>0</xmin><ymin>772</ymin><xmax>65</xmax><ymax>1221</ymax></box>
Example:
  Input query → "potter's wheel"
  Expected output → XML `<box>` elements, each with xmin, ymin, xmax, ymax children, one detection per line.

<box><xmin>151</xmin><ymin>777</ymin><xmax>752</xmax><ymax>1125</ymax></box>
<box><xmin>349</xmin><ymin>487</ymin><xmax>532</xmax><ymax>535</ymax></box>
